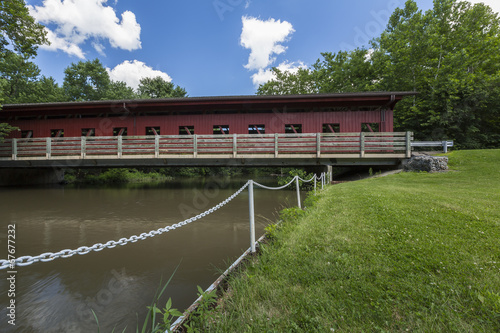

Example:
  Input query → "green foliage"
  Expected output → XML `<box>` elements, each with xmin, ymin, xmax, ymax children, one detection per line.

<box><xmin>0</xmin><ymin>122</ymin><xmax>18</xmax><ymax>142</ymax></box>
<box><xmin>65</xmin><ymin>168</ymin><xmax>169</xmax><ymax>184</ymax></box>
<box><xmin>138</xmin><ymin>76</ymin><xmax>187</xmax><ymax>99</ymax></box>
<box><xmin>0</xmin><ymin>0</ymin><xmax>48</xmax><ymax>59</ymax></box>
<box><xmin>373</xmin><ymin>0</ymin><xmax>500</xmax><ymax>148</ymax></box>
<box><xmin>313</xmin><ymin>49</ymin><xmax>379</xmax><ymax>93</ymax></box>
<box><xmin>63</xmin><ymin>59</ymin><xmax>112</xmax><ymax>101</ymax></box>
<box><xmin>107</xmin><ymin>80</ymin><xmax>138</xmax><ymax>100</ymax></box>
<box><xmin>147</xmin><ymin>297</ymin><xmax>183</xmax><ymax>333</ymax></box>
<box><xmin>277</xmin><ymin>168</ymin><xmax>315</xmax><ymax>190</ymax></box>
<box><xmin>138</xmin><ymin>265</ymin><xmax>181</xmax><ymax>333</ymax></box>
<box><xmin>263</xmin><ymin>223</ymin><xmax>278</xmax><ymax>240</ymax></box>
<box><xmin>278</xmin><ymin>207</ymin><xmax>306</xmax><ymax>224</ymax></box>
<box><xmin>182</xmin><ymin>286</ymin><xmax>218</xmax><ymax>332</ymax></box>
<box><xmin>303</xmin><ymin>191</ymin><xmax>320</xmax><ymax>210</ymax></box>
<box><xmin>256</xmin><ymin>67</ymin><xmax>317</xmax><ymax>95</ymax></box>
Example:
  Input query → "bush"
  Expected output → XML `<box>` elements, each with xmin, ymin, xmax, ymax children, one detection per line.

<box><xmin>277</xmin><ymin>168</ymin><xmax>315</xmax><ymax>190</ymax></box>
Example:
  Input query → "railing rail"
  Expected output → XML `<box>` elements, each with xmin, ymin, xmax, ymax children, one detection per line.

<box><xmin>411</xmin><ymin>140</ymin><xmax>454</xmax><ymax>153</ymax></box>
<box><xmin>0</xmin><ymin>132</ymin><xmax>413</xmax><ymax>160</ymax></box>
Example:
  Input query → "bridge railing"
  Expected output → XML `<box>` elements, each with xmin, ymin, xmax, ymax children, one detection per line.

<box><xmin>0</xmin><ymin>132</ymin><xmax>413</xmax><ymax>160</ymax></box>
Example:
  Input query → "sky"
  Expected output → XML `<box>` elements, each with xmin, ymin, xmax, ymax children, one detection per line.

<box><xmin>25</xmin><ymin>0</ymin><xmax>500</xmax><ymax>97</ymax></box>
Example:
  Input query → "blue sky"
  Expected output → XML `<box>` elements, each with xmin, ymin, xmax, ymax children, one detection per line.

<box><xmin>26</xmin><ymin>0</ymin><xmax>499</xmax><ymax>97</ymax></box>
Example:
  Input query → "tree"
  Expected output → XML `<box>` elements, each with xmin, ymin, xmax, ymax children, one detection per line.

<box><xmin>0</xmin><ymin>0</ymin><xmax>48</xmax><ymax>58</ymax></box>
<box><xmin>373</xmin><ymin>0</ymin><xmax>500</xmax><ymax>147</ymax></box>
<box><xmin>257</xmin><ymin>67</ymin><xmax>317</xmax><ymax>95</ymax></box>
<box><xmin>313</xmin><ymin>49</ymin><xmax>378</xmax><ymax>93</ymax></box>
<box><xmin>137</xmin><ymin>76</ymin><xmax>187</xmax><ymax>99</ymax></box>
<box><xmin>106</xmin><ymin>80</ymin><xmax>137</xmax><ymax>100</ymax></box>
<box><xmin>257</xmin><ymin>49</ymin><xmax>378</xmax><ymax>95</ymax></box>
<box><xmin>63</xmin><ymin>59</ymin><xmax>112</xmax><ymax>101</ymax></box>
<box><xmin>257</xmin><ymin>0</ymin><xmax>500</xmax><ymax>148</ymax></box>
<box><xmin>1</xmin><ymin>0</ymin><xmax>49</xmax><ymax>140</ymax></box>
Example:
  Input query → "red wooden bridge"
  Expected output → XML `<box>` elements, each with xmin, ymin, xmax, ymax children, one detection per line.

<box><xmin>0</xmin><ymin>92</ymin><xmax>416</xmax><ymax>170</ymax></box>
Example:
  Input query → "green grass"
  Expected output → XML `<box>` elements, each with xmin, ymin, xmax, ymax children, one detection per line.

<box><xmin>190</xmin><ymin>150</ymin><xmax>500</xmax><ymax>332</ymax></box>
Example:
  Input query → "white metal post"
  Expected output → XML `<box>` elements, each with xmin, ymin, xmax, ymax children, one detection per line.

<box><xmin>314</xmin><ymin>174</ymin><xmax>317</xmax><ymax>193</ymax></box>
<box><xmin>248</xmin><ymin>180</ymin><xmax>256</xmax><ymax>253</ymax></box>
<box><xmin>296</xmin><ymin>176</ymin><xmax>301</xmax><ymax>209</ymax></box>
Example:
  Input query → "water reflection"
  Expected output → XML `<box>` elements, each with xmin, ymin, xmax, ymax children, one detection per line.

<box><xmin>0</xmin><ymin>177</ymin><xmax>297</xmax><ymax>332</ymax></box>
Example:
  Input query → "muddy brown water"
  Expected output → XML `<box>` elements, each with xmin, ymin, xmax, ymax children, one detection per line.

<box><xmin>0</xmin><ymin>178</ymin><xmax>299</xmax><ymax>332</ymax></box>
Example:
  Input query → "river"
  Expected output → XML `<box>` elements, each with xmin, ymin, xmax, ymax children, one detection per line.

<box><xmin>0</xmin><ymin>177</ymin><xmax>300</xmax><ymax>332</ymax></box>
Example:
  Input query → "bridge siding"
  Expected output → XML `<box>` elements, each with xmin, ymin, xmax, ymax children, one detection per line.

<box><xmin>6</xmin><ymin>110</ymin><xmax>393</xmax><ymax>138</ymax></box>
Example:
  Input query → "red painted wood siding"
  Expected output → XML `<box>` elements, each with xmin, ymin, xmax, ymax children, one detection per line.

<box><xmin>6</xmin><ymin>110</ymin><xmax>393</xmax><ymax>138</ymax></box>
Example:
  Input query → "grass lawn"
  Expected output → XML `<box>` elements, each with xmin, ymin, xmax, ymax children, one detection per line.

<box><xmin>189</xmin><ymin>150</ymin><xmax>500</xmax><ymax>332</ymax></box>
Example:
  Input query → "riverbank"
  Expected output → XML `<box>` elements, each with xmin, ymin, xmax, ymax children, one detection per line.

<box><xmin>187</xmin><ymin>149</ymin><xmax>500</xmax><ymax>332</ymax></box>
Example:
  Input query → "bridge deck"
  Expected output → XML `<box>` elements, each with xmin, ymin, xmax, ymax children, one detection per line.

<box><xmin>0</xmin><ymin>132</ymin><xmax>413</xmax><ymax>168</ymax></box>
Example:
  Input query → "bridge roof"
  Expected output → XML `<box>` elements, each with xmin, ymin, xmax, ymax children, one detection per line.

<box><xmin>0</xmin><ymin>92</ymin><xmax>417</xmax><ymax>118</ymax></box>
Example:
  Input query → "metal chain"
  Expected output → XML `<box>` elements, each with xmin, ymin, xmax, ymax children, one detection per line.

<box><xmin>253</xmin><ymin>175</ymin><xmax>299</xmax><ymax>191</ymax></box>
<box><xmin>297</xmin><ymin>174</ymin><xmax>317</xmax><ymax>183</ymax></box>
<box><xmin>0</xmin><ymin>181</ymin><xmax>250</xmax><ymax>270</ymax></box>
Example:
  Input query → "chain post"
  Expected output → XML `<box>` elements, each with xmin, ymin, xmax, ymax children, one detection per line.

<box><xmin>296</xmin><ymin>176</ymin><xmax>301</xmax><ymax>209</ymax></box>
<box><xmin>248</xmin><ymin>180</ymin><xmax>256</xmax><ymax>253</ymax></box>
<box><xmin>314</xmin><ymin>174</ymin><xmax>317</xmax><ymax>193</ymax></box>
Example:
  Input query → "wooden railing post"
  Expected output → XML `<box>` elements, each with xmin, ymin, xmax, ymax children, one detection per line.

<box><xmin>193</xmin><ymin>135</ymin><xmax>198</xmax><ymax>158</ymax></box>
<box><xmin>274</xmin><ymin>133</ymin><xmax>279</xmax><ymax>158</ymax></box>
<box><xmin>316</xmin><ymin>133</ymin><xmax>321</xmax><ymax>158</ymax></box>
<box><xmin>155</xmin><ymin>135</ymin><xmax>159</xmax><ymax>158</ymax></box>
<box><xmin>12</xmin><ymin>139</ymin><xmax>17</xmax><ymax>160</ymax></box>
<box><xmin>360</xmin><ymin>132</ymin><xmax>365</xmax><ymax>158</ymax></box>
<box><xmin>117</xmin><ymin>136</ymin><xmax>122</xmax><ymax>158</ymax></box>
<box><xmin>233</xmin><ymin>134</ymin><xmax>237</xmax><ymax>158</ymax></box>
<box><xmin>81</xmin><ymin>136</ymin><xmax>86</xmax><ymax>158</ymax></box>
<box><xmin>406</xmin><ymin>131</ymin><xmax>412</xmax><ymax>158</ymax></box>
<box><xmin>46</xmin><ymin>137</ymin><xmax>51</xmax><ymax>159</ymax></box>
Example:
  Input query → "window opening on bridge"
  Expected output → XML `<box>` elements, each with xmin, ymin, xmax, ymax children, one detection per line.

<box><xmin>21</xmin><ymin>130</ymin><xmax>33</xmax><ymax>138</ymax></box>
<box><xmin>213</xmin><ymin>125</ymin><xmax>229</xmax><ymax>135</ymax></box>
<box><xmin>322</xmin><ymin>123</ymin><xmax>340</xmax><ymax>133</ymax></box>
<box><xmin>113</xmin><ymin>127</ymin><xmax>127</xmax><ymax>136</ymax></box>
<box><xmin>146</xmin><ymin>127</ymin><xmax>160</xmax><ymax>136</ymax></box>
<box><xmin>285</xmin><ymin>124</ymin><xmax>302</xmax><ymax>134</ymax></box>
<box><xmin>50</xmin><ymin>129</ymin><xmax>64</xmax><ymax>137</ymax></box>
<box><xmin>179</xmin><ymin>126</ymin><xmax>194</xmax><ymax>135</ymax></box>
<box><xmin>361</xmin><ymin>123</ymin><xmax>380</xmax><ymax>132</ymax></box>
<box><xmin>248</xmin><ymin>124</ymin><xmax>265</xmax><ymax>134</ymax></box>
<box><xmin>81</xmin><ymin>128</ymin><xmax>95</xmax><ymax>137</ymax></box>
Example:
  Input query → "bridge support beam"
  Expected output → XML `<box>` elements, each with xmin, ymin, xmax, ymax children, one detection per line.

<box><xmin>0</xmin><ymin>168</ymin><xmax>65</xmax><ymax>186</ymax></box>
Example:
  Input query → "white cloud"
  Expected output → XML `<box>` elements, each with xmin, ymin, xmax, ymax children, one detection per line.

<box><xmin>240</xmin><ymin>16</ymin><xmax>295</xmax><ymax>71</ymax></box>
<box><xmin>251</xmin><ymin>61</ymin><xmax>307</xmax><ymax>87</ymax></box>
<box><xmin>467</xmin><ymin>0</ymin><xmax>500</xmax><ymax>14</ymax></box>
<box><xmin>28</xmin><ymin>0</ymin><xmax>141</xmax><ymax>58</ymax></box>
<box><xmin>43</xmin><ymin>29</ymin><xmax>85</xmax><ymax>58</ymax></box>
<box><xmin>107</xmin><ymin>60</ymin><xmax>172</xmax><ymax>90</ymax></box>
